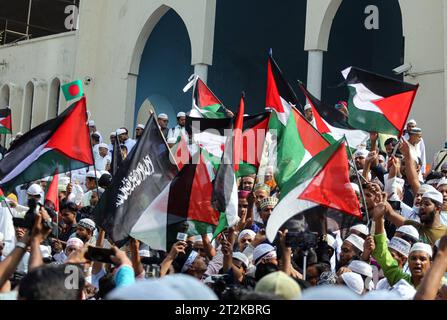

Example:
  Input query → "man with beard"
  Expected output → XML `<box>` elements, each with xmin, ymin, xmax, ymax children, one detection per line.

<box><xmin>135</xmin><ymin>124</ymin><xmax>145</xmax><ymax>140</ymax></box>
<box><xmin>372</xmin><ymin>195</ymin><xmax>433</xmax><ymax>289</ymax></box>
<box><xmin>435</xmin><ymin>178</ymin><xmax>447</xmax><ymax>225</ymax></box>
<box><xmin>336</xmin><ymin>234</ymin><xmax>364</xmax><ymax>271</ymax></box>
<box><xmin>383</xmin><ymin>187</ymin><xmax>447</xmax><ymax>246</ymax></box>
<box><xmin>72</xmin><ymin>218</ymin><xmax>96</xmax><ymax>245</ymax></box>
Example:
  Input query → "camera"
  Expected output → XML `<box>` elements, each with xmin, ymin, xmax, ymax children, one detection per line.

<box><xmin>392</xmin><ymin>63</ymin><xmax>412</xmax><ymax>75</ymax></box>
<box><xmin>285</xmin><ymin>231</ymin><xmax>318</xmax><ymax>251</ymax></box>
<box><xmin>23</xmin><ymin>198</ymin><xmax>57</xmax><ymax>237</ymax></box>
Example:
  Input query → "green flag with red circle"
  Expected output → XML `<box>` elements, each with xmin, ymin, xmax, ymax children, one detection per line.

<box><xmin>61</xmin><ymin>80</ymin><xmax>84</xmax><ymax>102</ymax></box>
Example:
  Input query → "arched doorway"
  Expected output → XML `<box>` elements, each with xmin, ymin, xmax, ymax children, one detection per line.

<box><xmin>48</xmin><ymin>77</ymin><xmax>61</xmax><ymax>118</ymax></box>
<box><xmin>134</xmin><ymin>9</ymin><xmax>193</xmax><ymax>129</ymax></box>
<box><xmin>0</xmin><ymin>85</ymin><xmax>10</xmax><ymax>107</ymax></box>
<box><xmin>323</xmin><ymin>0</ymin><xmax>404</xmax><ymax>104</ymax></box>
<box><xmin>22</xmin><ymin>81</ymin><xmax>34</xmax><ymax>132</ymax></box>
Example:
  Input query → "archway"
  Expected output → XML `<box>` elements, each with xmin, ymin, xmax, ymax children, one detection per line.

<box><xmin>48</xmin><ymin>77</ymin><xmax>61</xmax><ymax>118</ymax></box>
<box><xmin>134</xmin><ymin>8</ymin><xmax>193</xmax><ymax>129</ymax></box>
<box><xmin>322</xmin><ymin>0</ymin><xmax>403</xmax><ymax>104</ymax></box>
<box><xmin>0</xmin><ymin>85</ymin><xmax>10</xmax><ymax>107</ymax></box>
<box><xmin>22</xmin><ymin>81</ymin><xmax>34</xmax><ymax>132</ymax></box>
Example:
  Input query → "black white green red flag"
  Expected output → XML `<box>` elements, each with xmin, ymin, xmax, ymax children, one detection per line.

<box><xmin>265</xmin><ymin>53</ymin><xmax>330</xmax><ymax>191</ymax></box>
<box><xmin>0</xmin><ymin>108</ymin><xmax>12</xmax><ymax>134</ymax></box>
<box><xmin>342</xmin><ymin>67</ymin><xmax>419</xmax><ymax>136</ymax></box>
<box><xmin>266</xmin><ymin>138</ymin><xmax>362</xmax><ymax>242</ymax></box>
<box><xmin>0</xmin><ymin>98</ymin><xmax>93</xmax><ymax>193</ymax></box>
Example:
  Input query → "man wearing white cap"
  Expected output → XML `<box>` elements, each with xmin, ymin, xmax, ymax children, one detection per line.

<box><xmin>157</xmin><ymin>114</ymin><xmax>169</xmax><ymax>138</ymax></box>
<box><xmin>27</xmin><ymin>183</ymin><xmax>45</xmax><ymax>204</ymax></box>
<box><xmin>108</xmin><ymin>132</ymin><xmax>117</xmax><ymax>156</ymax></box>
<box><xmin>303</xmin><ymin>104</ymin><xmax>314</xmax><ymax>123</ymax></box>
<box><xmin>403</xmin><ymin>122</ymin><xmax>426</xmax><ymax>176</ymax></box>
<box><xmin>88</xmin><ymin>120</ymin><xmax>103</xmax><ymax>143</ymax></box>
<box><xmin>372</xmin><ymin>198</ymin><xmax>433</xmax><ymax>288</ymax></box>
<box><xmin>337</xmin><ymin>234</ymin><xmax>364</xmax><ymax>270</ymax></box>
<box><xmin>94</xmin><ymin>143</ymin><xmax>111</xmax><ymax>172</ymax></box>
<box><xmin>135</xmin><ymin>124</ymin><xmax>145</xmax><ymax>141</ymax></box>
<box><xmin>167</xmin><ymin>112</ymin><xmax>187</xmax><ymax>146</ymax></box>
<box><xmin>354</xmin><ymin>149</ymin><xmax>369</xmax><ymax>170</ymax></box>
<box><xmin>82</xmin><ymin>170</ymin><xmax>101</xmax><ymax>207</ymax></box>
<box><xmin>383</xmin><ymin>187</ymin><xmax>447</xmax><ymax>245</ymax></box>
<box><xmin>116</xmin><ymin>128</ymin><xmax>136</xmax><ymax>153</ymax></box>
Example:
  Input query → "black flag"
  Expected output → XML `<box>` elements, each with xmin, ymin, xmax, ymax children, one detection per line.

<box><xmin>94</xmin><ymin>113</ymin><xmax>178</xmax><ymax>246</ymax></box>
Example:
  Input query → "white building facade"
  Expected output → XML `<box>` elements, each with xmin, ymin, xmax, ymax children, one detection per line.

<box><xmin>0</xmin><ymin>0</ymin><xmax>445</xmax><ymax>165</ymax></box>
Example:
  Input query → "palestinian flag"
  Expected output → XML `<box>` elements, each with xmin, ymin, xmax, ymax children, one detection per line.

<box><xmin>266</xmin><ymin>138</ymin><xmax>362</xmax><ymax>242</ymax></box>
<box><xmin>184</xmin><ymin>75</ymin><xmax>229</xmax><ymax>119</ymax></box>
<box><xmin>185</xmin><ymin>113</ymin><xmax>271</xmax><ymax>177</ymax></box>
<box><xmin>265</xmin><ymin>54</ymin><xmax>330</xmax><ymax>190</ymax></box>
<box><xmin>44</xmin><ymin>171</ymin><xmax>59</xmax><ymax>213</ymax></box>
<box><xmin>342</xmin><ymin>67</ymin><xmax>419</xmax><ymax>136</ymax></box>
<box><xmin>61</xmin><ymin>80</ymin><xmax>84</xmax><ymax>102</ymax></box>
<box><xmin>171</xmin><ymin>134</ymin><xmax>191</xmax><ymax>171</ymax></box>
<box><xmin>0</xmin><ymin>108</ymin><xmax>12</xmax><ymax>134</ymax></box>
<box><xmin>0</xmin><ymin>188</ymin><xmax>5</xmax><ymax>202</ymax></box>
<box><xmin>94</xmin><ymin>113</ymin><xmax>179</xmax><ymax>248</ymax></box>
<box><xmin>298</xmin><ymin>82</ymin><xmax>369</xmax><ymax>149</ymax></box>
<box><xmin>0</xmin><ymin>98</ymin><xmax>93</xmax><ymax>193</ymax></box>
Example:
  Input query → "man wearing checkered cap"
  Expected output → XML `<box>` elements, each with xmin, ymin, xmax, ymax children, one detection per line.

<box><xmin>258</xmin><ymin>197</ymin><xmax>278</xmax><ymax>226</ymax></box>
<box><xmin>72</xmin><ymin>218</ymin><xmax>96</xmax><ymax>245</ymax></box>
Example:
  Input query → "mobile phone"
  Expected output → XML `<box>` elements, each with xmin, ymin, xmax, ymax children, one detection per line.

<box><xmin>84</xmin><ymin>246</ymin><xmax>114</xmax><ymax>264</ymax></box>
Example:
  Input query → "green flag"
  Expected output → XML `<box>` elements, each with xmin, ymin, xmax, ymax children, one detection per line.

<box><xmin>61</xmin><ymin>80</ymin><xmax>84</xmax><ymax>101</ymax></box>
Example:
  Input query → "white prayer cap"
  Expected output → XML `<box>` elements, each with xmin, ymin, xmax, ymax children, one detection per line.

<box><xmin>27</xmin><ymin>183</ymin><xmax>43</xmax><ymax>196</ymax></box>
<box><xmin>66</xmin><ymin>237</ymin><xmax>84</xmax><ymax>250</ymax></box>
<box><xmin>0</xmin><ymin>232</ymin><xmax>4</xmax><ymax>242</ymax></box>
<box><xmin>86</xmin><ymin>170</ymin><xmax>101</xmax><ymax>179</ymax></box>
<box><xmin>88</xmin><ymin>120</ymin><xmax>95</xmax><ymax>127</ymax></box>
<box><xmin>345</xmin><ymin>234</ymin><xmax>365</xmax><ymax>252</ymax></box>
<box><xmin>409</xmin><ymin>242</ymin><xmax>433</xmax><ymax>258</ymax></box>
<box><xmin>110</xmin><ymin>132</ymin><xmax>117</xmax><ymax>137</ymax></box>
<box><xmin>341</xmin><ymin>272</ymin><xmax>364</xmax><ymax>295</ymax></box>
<box><xmin>238</xmin><ymin>229</ymin><xmax>256</xmax><ymax>243</ymax></box>
<box><xmin>350</xmin><ymin>224</ymin><xmax>369</xmax><ymax>237</ymax></box>
<box><xmin>232</xmin><ymin>252</ymin><xmax>249</xmax><ymax>269</ymax></box>
<box><xmin>158</xmin><ymin>113</ymin><xmax>169</xmax><ymax>120</ymax></box>
<box><xmin>437</xmin><ymin>177</ymin><xmax>447</xmax><ymax>188</ymax></box>
<box><xmin>98</xmin><ymin>143</ymin><xmax>109</xmax><ymax>150</ymax></box>
<box><xmin>167</xmin><ymin>137</ymin><xmax>177</xmax><ymax>144</ymax></box>
<box><xmin>396</xmin><ymin>225</ymin><xmax>420</xmax><ymax>241</ymax></box>
<box><xmin>116</xmin><ymin>128</ymin><xmax>126</xmax><ymax>135</ymax></box>
<box><xmin>407</xmin><ymin>119</ymin><xmax>417</xmax><ymax>126</ymax></box>
<box><xmin>177</xmin><ymin>112</ymin><xmax>186</xmax><ymax>118</ymax></box>
<box><xmin>253</xmin><ymin>244</ymin><xmax>276</xmax><ymax>265</ymax></box>
<box><xmin>378</xmin><ymin>154</ymin><xmax>385</xmax><ymax>162</ymax></box>
<box><xmin>418</xmin><ymin>184</ymin><xmax>435</xmax><ymax>195</ymax></box>
<box><xmin>354</xmin><ymin>149</ymin><xmax>369</xmax><ymax>158</ymax></box>
<box><xmin>301</xmin><ymin>286</ymin><xmax>360</xmax><ymax>300</ymax></box>
<box><xmin>363</xmin><ymin>290</ymin><xmax>402</xmax><ymax>300</ymax></box>
<box><xmin>408</xmin><ymin>127</ymin><xmax>422</xmax><ymax>135</ymax></box>
<box><xmin>136</xmin><ymin>124</ymin><xmax>145</xmax><ymax>130</ymax></box>
<box><xmin>435</xmin><ymin>239</ymin><xmax>440</xmax><ymax>248</ymax></box>
<box><xmin>390</xmin><ymin>279</ymin><xmax>417</xmax><ymax>300</ymax></box>
<box><xmin>304</xmin><ymin>104</ymin><xmax>312</xmax><ymax>111</ymax></box>
<box><xmin>348</xmin><ymin>260</ymin><xmax>373</xmax><ymax>278</ymax></box>
<box><xmin>106</xmin><ymin>274</ymin><xmax>218</xmax><ymax>300</ymax></box>
<box><xmin>78</xmin><ymin>218</ymin><xmax>96</xmax><ymax>231</ymax></box>
<box><xmin>326</xmin><ymin>234</ymin><xmax>336</xmax><ymax>249</ymax></box>
<box><xmin>422</xmin><ymin>189</ymin><xmax>443</xmax><ymax>205</ymax></box>
<box><xmin>388</xmin><ymin>237</ymin><xmax>411</xmax><ymax>258</ymax></box>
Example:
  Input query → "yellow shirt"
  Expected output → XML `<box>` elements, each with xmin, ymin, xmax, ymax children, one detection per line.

<box><xmin>405</xmin><ymin>220</ymin><xmax>447</xmax><ymax>246</ymax></box>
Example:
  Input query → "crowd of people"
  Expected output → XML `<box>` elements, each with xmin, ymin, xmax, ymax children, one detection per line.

<box><xmin>0</xmin><ymin>108</ymin><xmax>447</xmax><ymax>301</ymax></box>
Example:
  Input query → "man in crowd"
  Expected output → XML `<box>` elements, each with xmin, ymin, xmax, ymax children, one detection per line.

<box><xmin>167</xmin><ymin>112</ymin><xmax>187</xmax><ymax>145</ymax></box>
<box><xmin>135</xmin><ymin>124</ymin><xmax>145</xmax><ymax>141</ymax></box>
<box><xmin>116</xmin><ymin>128</ymin><xmax>136</xmax><ymax>153</ymax></box>
<box><xmin>157</xmin><ymin>114</ymin><xmax>169</xmax><ymax>138</ymax></box>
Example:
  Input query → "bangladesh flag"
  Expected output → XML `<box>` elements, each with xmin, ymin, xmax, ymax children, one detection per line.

<box><xmin>265</xmin><ymin>53</ymin><xmax>330</xmax><ymax>191</ymax></box>
<box><xmin>0</xmin><ymin>108</ymin><xmax>12</xmax><ymax>134</ymax></box>
<box><xmin>184</xmin><ymin>75</ymin><xmax>229</xmax><ymax>119</ymax></box>
<box><xmin>0</xmin><ymin>98</ymin><xmax>94</xmax><ymax>193</ymax></box>
<box><xmin>266</xmin><ymin>138</ymin><xmax>362</xmax><ymax>242</ymax></box>
<box><xmin>61</xmin><ymin>80</ymin><xmax>84</xmax><ymax>102</ymax></box>
<box><xmin>342</xmin><ymin>67</ymin><xmax>419</xmax><ymax>136</ymax></box>
<box><xmin>298</xmin><ymin>82</ymin><xmax>369</xmax><ymax>149</ymax></box>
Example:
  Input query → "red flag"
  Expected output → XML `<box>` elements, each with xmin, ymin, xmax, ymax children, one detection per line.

<box><xmin>45</xmin><ymin>171</ymin><xmax>59</xmax><ymax>213</ymax></box>
<box><xmin>233</xmin><ymin>93</ymin><xmax>245</xmax><ymax>171</ymax></box>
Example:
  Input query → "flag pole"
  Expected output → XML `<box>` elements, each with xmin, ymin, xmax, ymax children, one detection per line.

<box><xmin>344</xmin><ymin>136</ymin><xmax>370</xmax><ymax>227</ymax></box>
